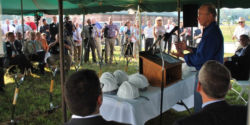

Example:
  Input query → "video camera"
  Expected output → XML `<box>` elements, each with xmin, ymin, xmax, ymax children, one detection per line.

<box><xmin>34</xmin><ymin>12</ymin><xmax>41</xmax><ymax>22</ymax></box>
<box><xmin>103</xmin><ymin>23</ymin><xmax>109</xmax><ymax>38</ymax></box>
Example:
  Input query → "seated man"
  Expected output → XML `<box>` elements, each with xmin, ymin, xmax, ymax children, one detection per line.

<box><xmin>23</xmin><ymin>31</ymin><xmax>45</xmax><ymax>74</ymax></box>
<box><xmin>47</xmin><ymin>34</ymin><xmax>72</xmax><ymax>73</ymax></box>
<box><xmin>5</xmin><ymin>32</ymin><xmax>35</xmax><ymax>74</ymax></box>
<box><xmin>16</xmin><ymin>32</ymin><xmax>24</xmax><ymax>47</ymax></box>
<box><xmin>63</xmin><ymin>69</ymin><xmax>131</xmax><ymax>125</ymax></box>
<box><xmin>173</xmin><ymin>60</ymin><xmax>247</xmax><ymax>125</ymax></box>
<box><xmin>224</xmin><ymin>34</ymin><xmax>250</xmax><ymax>80</ymax></box>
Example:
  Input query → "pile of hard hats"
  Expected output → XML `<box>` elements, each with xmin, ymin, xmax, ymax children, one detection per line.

<box><xmin>100</xmin><ymin>70</ymin><xmax>150</xmax><ymax>99</ymax></box>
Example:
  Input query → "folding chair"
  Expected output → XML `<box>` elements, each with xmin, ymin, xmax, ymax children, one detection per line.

<box><xmin>231</xmin><ymin>78</ymin><xmax>250</xmax><ymax>105</ymax></box>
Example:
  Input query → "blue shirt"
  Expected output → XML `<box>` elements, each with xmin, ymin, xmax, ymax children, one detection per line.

<box><xmin>95</xmin><ymin>22</ymin><xmax>102</xmax><ymax>37</ymax></box>
<box><xmin>184</xmin><ymin>22</ymin><xmax>224</xmax><ymax>70</ymax></box>
<box><xmin>119</xmin><ymin>26</ymin><xmax>124</xmax><ymax>34</ymax></box>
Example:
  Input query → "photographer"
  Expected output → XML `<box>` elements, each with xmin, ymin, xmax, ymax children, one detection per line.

<box><xmin>101</xmin><ymin>16</ymin><xmax>119</xmax><ymax>64</ymax></box>
<box><xmin>63</xmin><ymin>15</ymin><xmax>75</xmax><ymax>57</ymax></box>
<box><xmin>81</xmin><ymin>18</ymin><xmax>98</xmax><ymax>63</ymax></box>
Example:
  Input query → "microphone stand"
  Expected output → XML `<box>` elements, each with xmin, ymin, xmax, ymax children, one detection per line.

<box><xmin>148</xmin><ymin>26</ymin><xmax>179</xmax><ymax>125</ymax></box>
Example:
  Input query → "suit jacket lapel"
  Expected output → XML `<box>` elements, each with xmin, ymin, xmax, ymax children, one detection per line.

<box><xmin>67</xmin><ymin>116</ymin><xmax>107</xmax><ymax>125</ymax></box>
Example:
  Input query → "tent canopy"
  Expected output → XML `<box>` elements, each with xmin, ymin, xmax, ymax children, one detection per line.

<box><xmin>1</xmin><ymin>0</ymin><xmax>250</xmax><ymax>15</ymax></box>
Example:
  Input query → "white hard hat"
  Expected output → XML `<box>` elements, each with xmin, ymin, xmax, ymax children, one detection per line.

<box><xmin>100</xmin><ymin>77</ymin><xmax>119</xmax><ymax>95</ymax></box>
<box><xmin>129</xmin><ymin>74</ymin><xmax>149</xmax><ymax>91</ymax></box>
<box><xmin>117</xmin><ymin>81</ymin><xmax>139</xmax><ymax>99</ymax></box>
<box><xmin>113</xmin><ymin>70</ymin><xmax>128</xmax><ymax>85</ymax></box>
<box><xmin>100</xmin><ymin>72</ymin><xmax>117</xmax><ymax>82</ymax></box>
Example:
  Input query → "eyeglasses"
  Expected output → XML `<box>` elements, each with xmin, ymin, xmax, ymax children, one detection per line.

<box><xmin>157</xmin><ymin>20</ymin><xmax>162</xmax><ymax>21</ymax></box>
<box><xmin>239</xmin><ymin>22</ymin><xmax>244</xmax><ymax>24</ymax></box>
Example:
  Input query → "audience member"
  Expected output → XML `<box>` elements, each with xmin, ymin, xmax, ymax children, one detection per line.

<box><xmin>132</xmin><ymin>20</ymin><xmax>140</xmax><ymax>61</ymax></box>
<box><xmin>193</xmin><ymin>25</ymin><xmax>203</xmax><ymax>47</ymax></box>
<box><xmin>1</xmin><ymin>19</ymin><xmax>15</xmax><ymax>35</ymax></box>
<box><xmin>224</xmin><ymin>34</ymin><xmax>250</xmax><ymax>80</ymax></box>
<box><xmin>178</xmin><ymin>21</ymin><xmax>186</xmax><ymax>41</ymax></box>
<box><xmin>153</xmin><ymin>17</ymin><xmax>165</xmax><ymax>50</ymax></box>
<box><xmin>23</xmin><ymin>31</ymin><xmax>45</xmax><ymax>74</ymax></box>
<box><xmin>185</xmin><ymin>27</ymin><xmax>193</xmax><ymax>47</ymax></box>
<box><xmin>39</xmin><ymin>19</ymin><xmax>50</xmax><ymax>43</ymax></box>
<box><xmin>47</xmin><ymin>34</ymin><xmax>72</xmax><ymax>73</ymax></box>
<box><xmin>232</xmin><ymin>17</ymin><xmax>250</xmax><ymax>50</ymax></box>
<box><xmin>15</xmin><ymin>32</ymin><xmax>24</xmax><ymax>47</ymax></box>
<box><xmin>63</xmin><ymin>69</ymin><xmax>131</xmax><ymax>125</ymax></box>
<box><xmin>119</xmin><ymin>21</ymin><xmax>125</xmax><ymax>50</ymax></box>
<box><xmin>26</xmin><ymin>16</ymin><xmax>37</xmax><ymax>31</ymax></box>
<box><xmin>172</xmin><ymin>3</ymin><xmax>224</xmax><ymax>113</ymax></box>
<box><xmin>144</xmin><ymin>21</ymin><xmax>154</xmax><ymax>51</ymax></box>
<box><xmin>14</xmin><ymin>19</ymin><xmax>32</xmax><ymax>37</ymax></box>
<box><xmin>102</xmin><ymin>16</ymin><xmax>119</xmax><ymax>64</ymax></box>
<box><xmin>122</xmin><ymin>20</ymin><xmax>134</xmax><ymax>59</ymax></box>
<box><xmin>64</xmin><ymin>15</ymin><xmax>75</xmax><ymax>57</ymax></box>
<box><xmin>5</xmin><ymin>32</ymin><xmax>34</xmax><ymax>74</ymax></box>
<box><xmin>73</xmin><ymin>22</ymin><xmax>82</xmax><ymax>61</ymax></box>
<box><xmin>49</xmin><ymin>16</ymin><xmax>59</xmax><ymax>42</ymax></box>
<box><xmin>12</xmin><ymin>18</ymin><xmax>19</xmax><ymax>27</ymax></box>
<box><xmin>164</xmin><ymin>19</ymin><xmax>174</xmax><ymax>54</ymax></box>
<box><xmin>173</xmin><ymin>60</ymin><xmax>247</xmax><ymax>125</ymax></box>
<box><xmin>91</xmin><ymin>17</ymin><xmax>102</xmax><ymax>58</ymax></box>
<box><xmin>81</xmin><ymin>18</ymin><xmax>98</xmax><ymax>63</ymax></box>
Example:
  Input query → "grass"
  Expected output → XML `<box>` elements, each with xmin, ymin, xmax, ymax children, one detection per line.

<box><xmin>0</xmin><ymin>47</ymin><xmax>247</xmax><ymax>125</ymax></box>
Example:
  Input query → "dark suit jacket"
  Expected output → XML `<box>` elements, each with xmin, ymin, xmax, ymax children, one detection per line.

<box><xmin>61</xmin><ymin>116</ymin><xmax>131</xmax><ymax>125</ymax></box>
<box><xmin>173</xmin><ymin>100</ymin><xmax>247</xmax><ymax>125</ymax></box>
<box><xmin>224</xmin><ymin>45</ymin><xmax>250</xmax><ymax>80</ymax></box>
<box><xmin>5</xmin><ymin>41</ymin><xmax>23</xmax><ymax>58</ymax></box>
<box><xmin>49</xmin><ymin>22</ymin><xmax>59</xmax><ymax>36</ymax></box>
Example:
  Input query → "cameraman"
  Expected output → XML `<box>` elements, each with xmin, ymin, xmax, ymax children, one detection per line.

<box><xmin>101</xmin><ymin>16</ymin><xmax>119</xmax><ymax>64</ymax></box>
<box><xmin>63</xmin><ymin>15</ymin><xmax>75</xmax><ymax>58</ymax></box>
<box><xmin>81</xmin><ymin>18</ymin><xmax>98</xmax><ymax>63</ymax></box>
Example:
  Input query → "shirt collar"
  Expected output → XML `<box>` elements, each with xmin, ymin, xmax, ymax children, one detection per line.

<box><xmin>203</xmin><ymin>21</ymin><xmax>217</xmax><ymax>32</ymax></box>
<box><xmin>72</xmin><ymin>114</ymin><xmax>100</xmax><ymax>119</ymax></box>
<box><xmin>243</xmin><ymin>44</ymin><xmax>249</xmax><ymax>50</ymax></box>
<box><xmin>202</xmin><ymin>99</ymin><xmax>224</xmax><ymax>108</ymax></box>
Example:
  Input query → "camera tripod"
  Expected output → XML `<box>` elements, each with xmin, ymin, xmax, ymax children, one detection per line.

<box><xmin>120</xmin><ymin>34</ymin><xmax>134</xmax><ymax>72</ymax></box>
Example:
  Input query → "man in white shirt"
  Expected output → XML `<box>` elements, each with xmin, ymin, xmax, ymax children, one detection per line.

<box><xmin>1</xmin><ymin>19</ymin><xmax>15</xmax><ymax>35</ymax></box>
<box><xmin>173</xmin><ymin>60</ymin><xmax>247</xmax><ymax>125</ymax></box>
<box><xmin>164</xmin><ymin>19</ymin><xmax>174</xmax><ymax>54</ymax></box>
<box><xmin>14</xmin><ymin>19</ymin><xmax>32</xmax><ymax>37</ymax></box>
<box><xmin>73</xmin><ymin>22</ymin><xmax>82</xmax><ymax>61</ymax></box>
<box><xmin>232</xmin><ymin>17</ymin><xmax>250</xmax><ymax>50</ymax></box>
<box><xmin>63</xmin><ymin>69</ymin><xmax>131</xmax><ymax>125</ymax></box>
<box><xmin>144</xmin><ymin>21</ymin><xmax>154</xmax><ymax>51</ymax></box>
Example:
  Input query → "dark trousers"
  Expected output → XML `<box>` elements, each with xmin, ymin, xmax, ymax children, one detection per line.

<box><xmin>28</xmin><ymin>51</ymin><xmax>46</xmax><ymax>72</ymax></box>
<box><xmin>164</xmin><ymin>35</ymin><xmax>172</xmax><ymax>54</ymax></box>
<box><xmin>9</xmin><ymin>54</ymin><xmax>33</xmax><ymax>74</ymax></box>
<box><xmin>0</xmin><ymin>68</ymin><xmax>4</xmax><ymax>88</ymax></box>
<box><xmin>50</xmin><ymin>35</ymin><xmax>56</xmax><ymax>43</ymax></box>
<box><xmin>84</xmin><ymin>38</ymin><xmax>96</xmax><ymax>62</ymax></box>
<box><xmin>186</xmin><ymin>35</ymin><xmax>193</xmax><ymax>47</ymax></box>
<box><xmin>145</xmin><ymin>38</ymin><xmax>154</xmax><ymax>51</ymax></box>
<box><xmin>125</xmin><ymin>42</ymin><xmax>133</xmax><ymax>56</ymax></box>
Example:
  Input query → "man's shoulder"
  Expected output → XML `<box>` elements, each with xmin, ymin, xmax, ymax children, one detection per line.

<box><xmin>105</xmin><ymin>120</ymin><xmax>131</xmax><ymax>125</ymax></box>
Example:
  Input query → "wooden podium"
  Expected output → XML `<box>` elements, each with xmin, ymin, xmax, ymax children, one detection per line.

<box><xmin>139</xmin><ymin>51</ymin><xmax>183</xmax><ymax>88</ymax></box>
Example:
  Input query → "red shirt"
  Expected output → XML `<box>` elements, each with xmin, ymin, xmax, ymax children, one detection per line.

<box><xmin>26</xmin><ymin>22</ymin><xmax>37</xmax><ymax>30</ymax></box>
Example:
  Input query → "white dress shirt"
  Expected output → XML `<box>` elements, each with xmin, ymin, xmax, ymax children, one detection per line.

<box><xmin>73</xmin><ymin>27</ymin><xmax>82</xmax><ymax>46</ymax></box>
<box><xmin>72</xmin><ymin>114</ymin><xmax>101</xmax><ymax>119</ymax></box>
<box><xmin>233</xmin><ymin>25</ymin><xmax>250</xmax><ymax>40</ymax></box>
<box><xmin>144</xmin><ymin>26</ymin><xmax>154</xmax><ymax>38</ymax></box>
<box><xmin>1</xmin><ymin>24</ymin><xmax>15</xmax><ymax>35</ymax></box>
<box><xmin>164</xmin><ymin>24</ymin><xmax>174</xmax><ymax>33</ymax></box>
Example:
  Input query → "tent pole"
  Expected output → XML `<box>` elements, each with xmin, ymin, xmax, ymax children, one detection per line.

<box><xmin>81</xmin><ymin>10</ymin><xmax>85</xmax><ymax>65</ymax></box>
<box><xmin>58</xmin><ymin>0</ymin><xmax>67</xmax><ymax>123</ymax></box>
<box><xmin>138</xmin><ymin>5</ymin><xmax>142</xmax><ymax>51</ymax></box>
<box><xmin>217</xmin><ymin>0</ymin><xmax>221</xmax><ymax>25</ymax></box>
<box><xmin>177</xmin><ymin>0</ymin><xmax>180</xmax><ymax>43</ymax></box>
<box><xmin>21</xmin><ymin>0</ymin><xmax>25</xmax><ymax>41</ymax></box>
<box><xmin>248</xmin><ymin>88</ymin><xmax>250</xmax><ymax>125</ymax></box>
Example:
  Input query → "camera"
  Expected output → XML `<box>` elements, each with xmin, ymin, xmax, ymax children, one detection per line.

<box><xmin>34</xmin><ymin>12</ymin><xmax>41</xmax><ymax>22</ymax></box>
<box><xmin>103</xmin><ymin>25</ymin><xmax>109</xmax><ymax>38</ymax></box>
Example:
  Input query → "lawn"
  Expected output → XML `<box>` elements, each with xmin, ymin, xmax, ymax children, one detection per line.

<box><xmin>0</xmin><ymin>47</ymin><xmax>247</xmax><ymax>125</ymax></box>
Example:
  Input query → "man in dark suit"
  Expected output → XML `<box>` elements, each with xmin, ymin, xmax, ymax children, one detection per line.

<box><xmin>40</xmin><ymin>19</ymin><xmax>50</xmax><ymax>43</ymax></box>
<box><xmin>5</xmin><ymin>32</ymin><xmax>34</xmax><ymax>74</ymax></box>
<box><xmin>62</xmin><ymin>69</ymin><xmax>131</xmax><ymax>125</ymax></box>
<box><xmin>224</xmin><ymin>34</ymin><xmax>250</xmax><ymax>80</ymax></box>
<box><xmin>173</xmin><ymin>60</ymin><xmax>247</xmax><ymax>125</ymax></box>
<box><xmin>49</xmin><ymin>16</ymin><xmax>58</xmax><ymax>42</ymax></box>
<box><xmin>15</xmin><ymin>32</ymin><xmax>24</xmax><ymax>47</ymax></box>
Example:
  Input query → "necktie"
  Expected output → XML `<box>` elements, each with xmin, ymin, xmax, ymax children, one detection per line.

<box><xmin>7</xmin><ymin>25</ymin><xmax>9</xmax><ymax>31</ymax></box>
<box><xmin>11</xmin><ymin>43</ymin><xmax>17</xmax><ymax>54</ymax></box>
<box><xmin>33</xmin><ymin>41</ymin><xmax>37</xmax><ymax>53</ymax></box>
<box><xmin>188</xmin><ymin>28</ymin><xmax>191</xmax><ymax>36</ymax></box>
<box><xmin>167</xmin><ymin>25</ymin><xmax>169</xmax><ymax>29</ymax></box>
<box><xmin>239</xmin><ymin>48</ymin><xmax>245</xmax><ymax>56</ymax></box>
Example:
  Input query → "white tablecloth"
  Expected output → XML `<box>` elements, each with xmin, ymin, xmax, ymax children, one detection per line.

<box><xmin>100</xmin><ymin>71</ymin><xmax>196</xmax><ymax>125</ymax></box>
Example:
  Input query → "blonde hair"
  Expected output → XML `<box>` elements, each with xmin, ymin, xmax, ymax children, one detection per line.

<box><xmin>155</xmin><ymin>17</ymin><xmax>163</xmax><ymax>26</ymax></box>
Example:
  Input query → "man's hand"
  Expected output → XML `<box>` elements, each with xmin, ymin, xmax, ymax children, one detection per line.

<box><xmin>232</xmin><ymin>36</ymin><xmax>235</xmax><ymax>40</ymax></box>
<box><xmin>174</xmin><ymin>41</ymin><xmax>187</xmax><ymax>51</ymax></box>
<box><xmin>171</xmin><ymin>50</ymin><xmax>184</xmax><ymax>58</ymax></box>
<box><xmin>12</xmin><ymin>54</ymin><xmax>16</xmax><ymax>58</ymax></box>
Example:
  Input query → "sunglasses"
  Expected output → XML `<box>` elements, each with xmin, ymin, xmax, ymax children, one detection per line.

<box><xmin>158</xmin><ymin>20</ymin><xmax>162</xmax><ymax>21</ymax></box>
<box><xmin>239</xmin><ymin>21</ymin><xmax>244</xmax><ymax>24</ymax></box>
